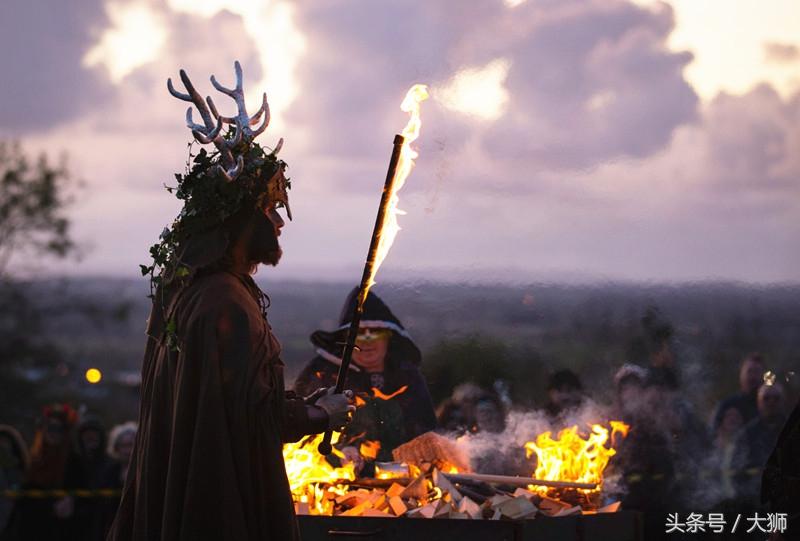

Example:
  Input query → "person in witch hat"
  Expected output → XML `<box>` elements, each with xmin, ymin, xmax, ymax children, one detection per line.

<box><xmin>294</xmin><ymin>287</ymin><xmax>437</xmax><ymax>468</ymax></box>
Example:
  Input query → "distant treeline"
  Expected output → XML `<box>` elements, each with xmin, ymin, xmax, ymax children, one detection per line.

<box><xmin>4</xmin><ymin>278</ymin><xmax>799</xmax><ymax>434</ymax></box>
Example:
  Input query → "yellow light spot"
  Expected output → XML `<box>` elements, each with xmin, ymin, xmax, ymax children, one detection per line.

<box><xmin>436</xmin><ymin>58</ymin><xmax>511</xmax><ymax>121</ymax></box>
<box><xmin>85</xmin><ymin>368</ymin><xmax>102</xmax><ymax>384</ymax></box>
<box><xmin>83</xmin><ymin>1</ymin><xmax>167</xmax><ymax>83</ymax></box>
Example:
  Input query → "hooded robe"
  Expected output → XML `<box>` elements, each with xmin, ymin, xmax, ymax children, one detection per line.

<box><xmin>108</xmin><ymin>270</ymin><xmax>324</xmax><ymax>541</ymax></box>
<box><xmin>293</xmin><ymin>288</ymin><xmax>436</xmax><ymax>462</ymax></box>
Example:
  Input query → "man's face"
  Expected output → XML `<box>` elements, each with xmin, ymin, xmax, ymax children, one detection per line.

<box><xmin>81</xmin><ymin>429</ymin><xmax>102</xmax><ymax>453</ymax></box>
<box><xmin>352</xmin><ymin>328</ymin><xmax>390</xmax><ymax>372</ymax></box>
<box><xmin>757</xmin><ymin>384</ymin><xmax>785</xmax><ymax>418</ymax></box>
<box><xmin>44</xmin><ymin>419</ymin><xmax>66</xmax><ymax>445</ymax></box>
<box><xmin>248</xmin><ymin>206</ymin><xmax>285</xmax><ymax>266</ymax></box>
<box><xmin>740</xmin><ymin>359</ymin><xmax>764</xmax><ymax>394</ymax></box>
<box><xmin>548</xmin><ymin>387</ymin><xmax>582</xmax><ymax>410</ymax></box>
<box><xmin>116</xmin><ymin>432</ymin><xmax>135</xmax><ymax>462</ymax></box>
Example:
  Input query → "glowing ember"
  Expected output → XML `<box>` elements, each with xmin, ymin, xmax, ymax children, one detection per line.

<box><xmin>360</xmin><ymin>440</ymin><xmax>381</xmax><ymax>460</ymax></box>
<box><xmin>372</xmin><ymin>385</ymin><xmax>409</xmax><ymax>400</ymax></box>
<box><xmin>367</xmin><ymin>84</ymin><xmax>429</xmax><ymax>289</ymax></box>
<box><xmin>524</xmin><ymin>422</ymin><xmax>629</xmax><ymax>496</ymax></box>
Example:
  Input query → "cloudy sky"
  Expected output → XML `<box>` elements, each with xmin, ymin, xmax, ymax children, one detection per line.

<box><xmin>1</xmin><ymin>0</ymin><xmax>798</xmax><ymax>283</ymax></box>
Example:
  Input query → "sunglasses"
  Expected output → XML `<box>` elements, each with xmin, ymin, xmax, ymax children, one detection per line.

<box><xmin>356</xmin><ymin>328</ymin><xmax>392</xmax><ymax>342</ymax></box>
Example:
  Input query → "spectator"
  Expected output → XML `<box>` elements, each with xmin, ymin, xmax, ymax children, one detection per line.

<box><xmin>612</xmin><ymin>364</ymin><xmax>649</xmax><ymax>421</ymax></box>
<box><xmin>543</xmin><ymin>369</ymin><xmax>585</xmax><ymax>422</ymax></box>
<box><xmin>63</xmin><ymin>416</ymin><xmax>111</xmax><ymax>541</ymax></box>
<box><xmin>474</xmin><ymin>394</ymin><xmax>506</xmax><ymax>434</ymax></box>
<box><xmin>436</xmin><ymin>383</ymin><xmax>505</xmax><ymax>435</ymax></box>
<box><xmin>641</xmin><ymin>306</ymin><xmax>676</xmax><ymax>370</ymax></box>
<box><xmin>105</xmin><ymin>422</ymin><xmax>136</xmax><ymax>487</ymax></box>
<box><xmin>0</xmin><ymin>425</ymin><xmax>28</xmax><ymax>540</ymax></box>
<box><xmin>610</xmin><ymin>364</ymin><xmax>677</xmax><ymax>512</ymax></box>
<box><xmin>95</xmin><ymin>422</ymin><xmax>137</xmax><ymax>539</ymax></box>
<box><xmin>732</xmin><ymin>382</ymin><xmax>788</xmax><ymax>505</ymax></box>
<box><xmin>17</xmin><ymin>404</ymin><xmax>77</xmax><ymax>541</ymax></box>
<box><xmin>643</xmin><ymin>365</ymin><xmax>711</xmax><ymax>509</ymax></box>
<box><xmin>710</xmin><ymin>404</ymin><xmax>745</xmax><ymax>501</ymax></box>
<box><xmin>712</xmin><ymin>353</ymin><xmax>766</xmax><ymax>430</ymax></box>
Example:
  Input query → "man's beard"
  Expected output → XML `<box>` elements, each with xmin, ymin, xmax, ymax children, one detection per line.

<box><xmin>261</xmin><ymin>247</ymin><xmax>283</xmax><ymax>266</ymax></box>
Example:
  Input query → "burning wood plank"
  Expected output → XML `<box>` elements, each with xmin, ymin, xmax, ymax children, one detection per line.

<box><xmin>388</xmin><ymin>495</ymin><xmax>408</xmax><ymax>516</ymax></box>
<box><xmin>445</xmin><ymin>472</ymin><xmax>598</xmax><ymax>491</ymax></box>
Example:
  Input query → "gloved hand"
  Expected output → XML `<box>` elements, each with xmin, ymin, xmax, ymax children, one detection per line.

<box><xmin>314</xmin><ymin>388</ymin><xmax>356</xmax><ymax>431</ymax></box>
<box><xmin>304</xmin><ymin>386</ymin><xmax>329</xmax><ymax>405</ymax></box>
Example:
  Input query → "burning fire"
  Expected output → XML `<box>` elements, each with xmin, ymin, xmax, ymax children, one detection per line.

<box><xmin>523</xmin><ymin>421</ymin><xmax>629</xmax><ymax>495</ymax></box>
<box><xmin>284</xmin><ymin>421</ymin><xmax>628</xmax><ymax>518</ymax></box>
<box><xmin>368</xmin><ymin>84</ymin><xmax>429</xmax><ymax>288</ymax></box>
<box><xmin>283</xmin><ymin>431</ymin><xmax>356</xmax><ymax>515</ymax></box>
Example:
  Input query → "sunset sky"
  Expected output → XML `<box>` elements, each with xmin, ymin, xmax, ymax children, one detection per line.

<box><xmin>1</xmin><ymin>0</ymin><xmax>798</xmax><ymax>283</ymax></box>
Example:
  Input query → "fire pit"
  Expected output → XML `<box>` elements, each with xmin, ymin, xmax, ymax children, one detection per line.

<box><xmin>284</xmin><ymin>421</ymin><xmax>630</xmax><ymax>520</ymax></box>
<box><xmin>297</xmin><ymin>512</ymin><xmax>643</xmax><ymax>541</ymax></box>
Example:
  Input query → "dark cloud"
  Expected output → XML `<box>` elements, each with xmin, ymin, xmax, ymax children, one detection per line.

<box><xmin>290</xmin><ymin>1</ymin><xmax>459</xmax><ymax>162</ymax></box>
<box><xmin>484</xmin><ymin>0</ymin><xmax>697</xmax><ymax>169</ymax></box>
<box><xmin>290</xmin><ymin>0</ymin><xmax>698</xmax><ymax>194</ymax></box>
<box><xmin>0</xmin><ymin>0</ymin><xmax>113</xmax><ymax>134</ymax></box>
<box><xmin>700</xmin><ymin>85</ymin><xmax>800</xmax><ymax>201</ymax></box>
<box><xmin>764</xmin><ymin>41</ymin><xmax>799</xmax><ymax>63</ymax></box>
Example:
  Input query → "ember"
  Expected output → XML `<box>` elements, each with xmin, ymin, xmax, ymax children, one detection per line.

<box><xmin>372</xmin><ymin>384</ymin><xmax>408</xmax><ymax>400</ymax></box>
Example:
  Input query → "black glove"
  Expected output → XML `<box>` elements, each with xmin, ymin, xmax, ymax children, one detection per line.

<box><xmin>314</xmin><ymin>388</ymin><xmax>356</xmax><ymax>431</ymax></box>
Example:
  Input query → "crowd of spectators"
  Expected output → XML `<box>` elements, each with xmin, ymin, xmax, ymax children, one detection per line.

<box><xmin>0</xmin><ymin>406</ymin><xmax>136</xmax><ymax>541</ymax></box>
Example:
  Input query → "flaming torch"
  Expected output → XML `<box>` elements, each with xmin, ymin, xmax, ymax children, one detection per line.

<box><xmin>318</xmin><ymin>84</ymin><xmax>429</xmax><ymax>455</ymax></box>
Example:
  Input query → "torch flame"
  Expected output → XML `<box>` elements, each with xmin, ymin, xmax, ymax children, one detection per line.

<box><xmin>367</xmin><ymin>84</ymin><xmax>429</xmax><ymax>290</ymax></box>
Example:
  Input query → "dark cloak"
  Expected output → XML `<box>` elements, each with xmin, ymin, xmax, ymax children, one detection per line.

<box><xmin>293</xmin><ymin>288</ymin><xmax>436</xmax><ymax>461</ymax></box>
<box><xmin>761</xmin><ymin>398</ymin><xmax>800</xmax><ymax>538</ymax></box>
<box><xmin>108</xmin><ymin>271</ymin><xmax>323</xmax><ymax>541</ymax></box>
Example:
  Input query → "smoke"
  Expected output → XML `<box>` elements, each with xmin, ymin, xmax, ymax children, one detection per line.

<box><xmin>450</xmin><ymin>401</ymin><xmax>628</xmax><ymax>498</ymax></box>
<box><xmin>441</xmin><ymin>386</ymin><xmax>739</xmax><ymax>510</ymax></box>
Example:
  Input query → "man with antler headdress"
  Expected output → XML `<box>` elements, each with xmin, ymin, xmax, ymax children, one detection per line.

<box><xmin>107</xmin><ymin>62</ymin><xmax>355</xmax><ymax>541</ymax></box>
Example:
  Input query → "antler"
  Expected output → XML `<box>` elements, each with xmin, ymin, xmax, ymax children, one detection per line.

<box><xmin>168</xmin><ymin>69</ymin><xmax>242</xmax><ymax>180</ymax></box>
<box><xmin>168</xmin><ymin>61</ymin><xmax>273</xmax><ymax>182</ymax></box>
<box><xmin>209</xmin><ymin>60</ymin><xmax>271</xmax><ymax>140</ymax></box>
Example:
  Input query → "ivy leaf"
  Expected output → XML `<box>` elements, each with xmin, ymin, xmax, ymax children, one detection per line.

<box><xmin>139</xmin><ymin>264</ymin><xmax>152</xmax><ymax>276</ymax></box>
<box><xmin>176</xmin><ymin>266</ymin><xmax>190</xmax><ymax>278</ymax></box>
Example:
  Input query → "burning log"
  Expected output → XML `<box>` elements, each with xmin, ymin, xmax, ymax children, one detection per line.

<box><xmin>444</xmin><ymin>472</ymin><xmax>597</xmax><ymax>491</ymax></box>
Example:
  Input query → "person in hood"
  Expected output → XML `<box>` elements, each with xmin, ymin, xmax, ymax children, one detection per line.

<box><xmin>0</xmin><ymin>425</ymin><xmax>28</xmax><ymax>540</ymax></box>
<box><xmin>62</xmin><ymin>416</ymin><xmax>111</xmax><ymax>541</ymax></box>
<box><xmin>294</xmin><ymin>288</ymin><xmax>437</xmax><ymax>466</ymax></box>
<box><xmin>17</xmin><ymin>403</ymin><xmax>78</xmax><ymax>541</ymax></box>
